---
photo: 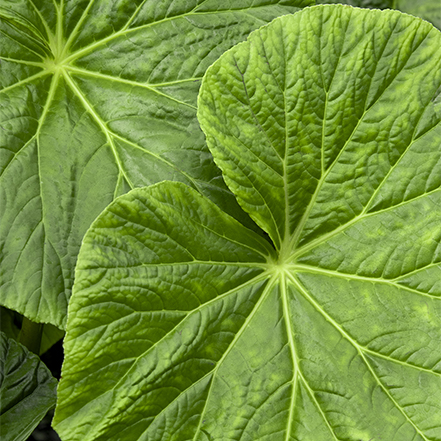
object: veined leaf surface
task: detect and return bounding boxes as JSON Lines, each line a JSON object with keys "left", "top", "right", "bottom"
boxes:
{"left": 0, "top": 332, "right": 57, "bottom": 441}
{"left": 56, "top": 6, "right": 441, "bottom": 440}
{"left": 0, "top": 0, "right": 311, "bottom": 329}
{"left": 315, "top": 0, "right": 441, "bottom": 30}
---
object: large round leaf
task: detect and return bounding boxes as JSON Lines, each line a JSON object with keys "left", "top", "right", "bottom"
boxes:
{"left": 55, "top": 5, "right": 441, "bottom": 440}
{"left": 0, "top": 0, "right": 311, "bottom": 329}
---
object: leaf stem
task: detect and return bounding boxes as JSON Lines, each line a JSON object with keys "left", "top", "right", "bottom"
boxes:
{"left": 18, "top": 317, "right": 43, "bottom": 355}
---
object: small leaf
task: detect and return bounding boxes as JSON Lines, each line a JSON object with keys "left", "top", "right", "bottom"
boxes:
{"left": 0, "top": 332, "right": 57, "bottom": 441}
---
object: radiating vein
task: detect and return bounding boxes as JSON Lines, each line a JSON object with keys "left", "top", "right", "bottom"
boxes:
{"left": 95, "top": 260, "right": 270, "bottom": 271}
{"left": 67, "top": 66, "right": 197, "bottom": 110}
{"left": 291, "top": 186, "right": 441, "bottom": 261}
{"left": 0, "top": 29, "right": 46, "bottom": 60}
{"left": 288, "top": 18, "right": 426, "bottom": 252}
{"left": 61, "top": 0, "right": 96, "bottom": 57}
{"left": 62, "top": 71, "right": 134, "bottom": 189}
{"left": 298, "top": 375, "right": 340, "bottom": 441}
{"left": 0, "top": 134, "right": 36, "bottom": 178}
{"left": 288, "top": 273, "right": 434, "bottom": 440}
{"left": 138, "top": 77, "right": 201, "bottom": 87}
{"left": 108, "top": 131, "right": 198, "bottom": 186}
{"left": 0, "top": 56, "right": 45, "bottom": 67}
{"left": 280, "top": 273, "right": 299, "bottom": 441}
{"left": 64, "top": 6, "right": 275, "bottom": 65}
{"left": 27, "top": 0, "right": 56, "bottom": 43}
{"left": 32, "top": 70, "right": 67, "bottom": 326}
{"left": 192, "top": 275, "right": 276, "bottom": 439}
{"left": 288, "top": 269, "right": 441, "bottom": 377}
{"left": 0, "top": 70, "right": 49, "bottom": 94}
{"left": 293, "top": 264, "right": 441, "bottom": 299}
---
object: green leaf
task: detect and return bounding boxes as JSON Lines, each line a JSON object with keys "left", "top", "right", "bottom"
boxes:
{"left": 395, "top": 0, "right": 441, "bottom": 30}
{"left": 0, "top": 307, "right": 21, "bottom": 341}
{"left": 0, "top": 0, "right": 311, "bottom": 329}
{"left": 0, "top": 307, "right": 64, "bottom": 355}
{"left": 0, "top": 332, "right": 57, "bottom": 441}
{"left": 315, "top": 0, "right": 393, "bottom": 8}
{"left": 55, "top": 5, "right": 441, "bottom": 441}
{"left": 314, "top": 0, "right": 441, "bottom": 30}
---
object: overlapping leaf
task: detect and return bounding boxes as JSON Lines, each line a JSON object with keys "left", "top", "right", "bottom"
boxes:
{"left": 0, "top": 332, "right": 57, "bottom": 441}
{"left": 395, "top": 0, "right": 441, "bottom": 30}
{"left": 0, "top": 0, "right": 311, "bottom": 329}
{"left": 55, "top": 5, "right": 441, "bottom": 441}
{"left": 315, "top": 0, "right": 441, "bottom": 30}
{"left": 0, "top": 306, "right": 64, "bottom": 355}
{"left": 316, "top": 0, "right": 393, "bottom": 9}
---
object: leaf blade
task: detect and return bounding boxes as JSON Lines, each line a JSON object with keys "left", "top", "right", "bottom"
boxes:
{"left": 54, "top": 182, "right": 274, "bottom": 440}
{"left": 0, "top": 332, "right": 57, "bottom": 441}
{"left": 58, "top": 5, "right": 441, "bottom": 440}
{"left": 0, "top": 0, "right": 312, "bottom": 327}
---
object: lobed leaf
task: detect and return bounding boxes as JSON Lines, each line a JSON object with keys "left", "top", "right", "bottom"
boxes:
{"left": 56, "top": 5, "right": 441, "bottom": 441}
{"left": 0, "top": 0, "right": 311, "bottom": 328}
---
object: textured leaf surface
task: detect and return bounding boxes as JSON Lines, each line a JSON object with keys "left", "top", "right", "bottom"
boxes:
{"left": 56, "top": 5, "right": 441, "bottom": 441}
{"left": 0, "top": 332, "right": 57, "bottom": 441}
{"left": 0, "top": 0, "right": 311, "bottom": 329}
{"left": 314, "top": 1, "right": 440, "bottom": 30}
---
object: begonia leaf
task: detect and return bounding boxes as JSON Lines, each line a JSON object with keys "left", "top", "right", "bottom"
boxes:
{"left": 55, "top": 5, "right": 441, "bottom": 440}
{"left": 0, "top": 0, "right": 310, "bottom": 328}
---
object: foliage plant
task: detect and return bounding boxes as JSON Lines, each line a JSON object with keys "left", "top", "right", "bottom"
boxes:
{"left": 0, "top": 335, "right": 57, "bottom": 440}
{"left": 1, "top": 1, "right": 441, "bottom": 440}
{"left": 54, "top": 4, "right": 441, "bottom": 441}
{"left": 0, "top": 0, "right": 311, "bottom": 330}
{"left": 0, "top": 1, "right": 311, "bottom": 437}
{"left": 317, "top": 0, "right": 441, "bottom": 30}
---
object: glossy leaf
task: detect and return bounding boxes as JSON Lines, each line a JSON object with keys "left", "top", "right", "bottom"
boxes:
{"left": 0, "top": 0, "right": 311, "bottom": 329}
{"left": 55, "top": 5, "right": 441, "bottom": 441}
{"left": 0, "top": 332, "right": 57, "bottom": 441}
